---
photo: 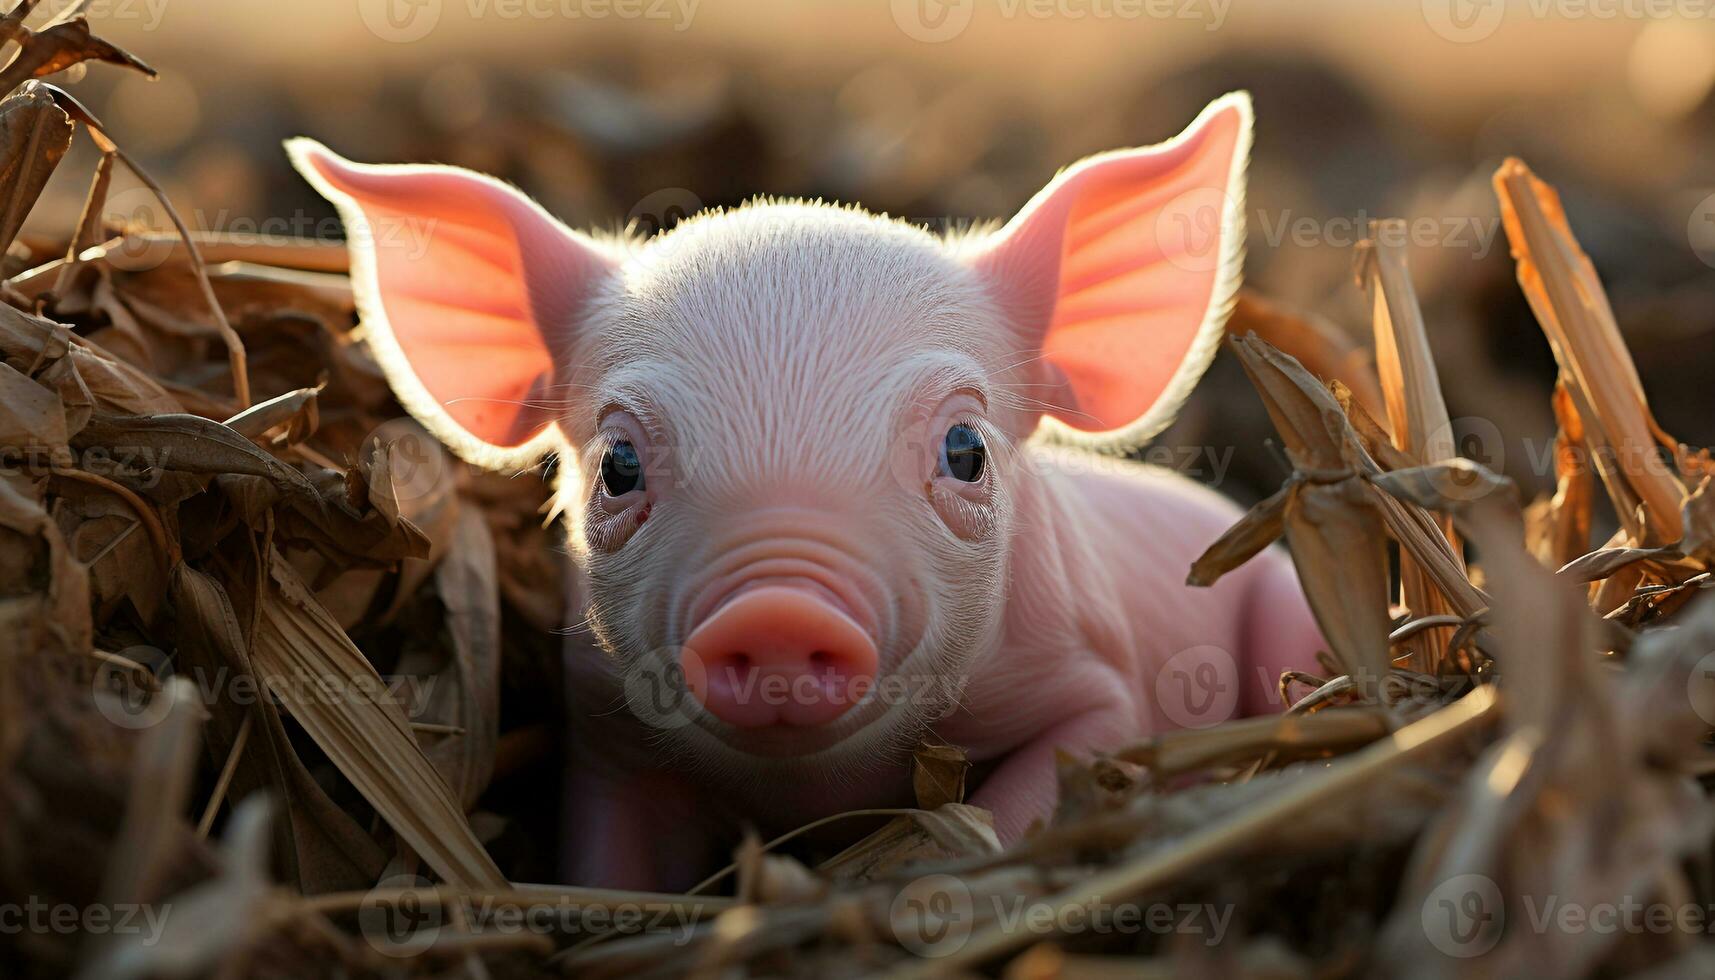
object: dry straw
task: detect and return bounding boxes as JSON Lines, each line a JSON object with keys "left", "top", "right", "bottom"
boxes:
{"left": 0, "top": 10, "right": 1713, "bottom": 978}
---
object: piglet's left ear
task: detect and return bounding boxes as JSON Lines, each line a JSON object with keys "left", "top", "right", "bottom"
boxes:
{"left": 973, "top": 91, "right": 1252, "bottom": 446}
{"left": 287, "top": 139, "right": 617, "bottom": 469}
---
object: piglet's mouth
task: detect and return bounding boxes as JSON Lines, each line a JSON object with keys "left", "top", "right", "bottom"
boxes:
{"left": 679, "top": 584, "right": 880, "bottom": 730}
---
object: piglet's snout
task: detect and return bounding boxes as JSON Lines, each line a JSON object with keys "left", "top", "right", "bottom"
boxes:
{"left": 680, "top": 586, "right": 878, "bottom": 728}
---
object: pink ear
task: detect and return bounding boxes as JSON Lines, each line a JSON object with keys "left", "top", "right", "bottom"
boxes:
{"left": 974, "top": 92, "right": 1252, "bottom": 445}
{"left": 286, "top": 139, "right": 615, "bottom": 467}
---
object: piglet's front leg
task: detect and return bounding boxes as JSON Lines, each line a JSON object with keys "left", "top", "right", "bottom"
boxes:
{"left": 560, "top": 759, "right": 719, "bottom": 892}
{"left": 968, "top": 705, "right": 1137, "bottom": 844}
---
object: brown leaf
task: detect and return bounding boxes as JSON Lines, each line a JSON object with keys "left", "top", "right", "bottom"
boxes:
{"left": 1187, "top": 480, "right": 1291, "bottom": 588}
{"left": 1229, "top": 333, "right": 1354, "bottom": 472}
{"left": 0, "top": 358, "right": 69, "bottom": 462}
{"left": 77, "top": 797, "right": 278, "bottom": 980}
{"left": 93, "top": 677, "right": 203, "bottom": 910}
{"left": 169, "top": 561, "right": 387, "bottom": 893}
{"left": 1555, "top": 545, "right": 1682, "bottom": 585}
{"left": 1370, "top": 460, "right": 1519, "bottom": 517}
{"left": 1494, "top": 157, "right": 1685, "bottom": 547}
{"left": 1227, "top": 290, "right": 1386, "bottom": 420}
{"left": 223, "top": 385, "right": 321, "bottom": 445}
{"left": 1357, "top": 228, "right": 1464, "bottom": 670}
{"left": 1227, "top": 335, "right": 1395, "bottom": 689}
{"left": 0, "top": 468, "right": 89, "bottom": 655}
{"left": 1115, "top": 707, "right": 1396, "bottom": 777}
{"left": 71, "top": 413, "right": 321, "bottom": 504}
{"left": 911, "top": 738, "right": 971, "bottom": 810}
{"left": 0, "top": 14, "right": 157, "bottom": 95}
{"left": 1541, "top": 380, "right": 1595, "bottom": 567}
{"left": 0, "top": 303, "right": 179, "bottom": 417}
{"left": 0, "top": 84, "right": 70, "bottom": 256}
{"left": 819, "top": 803, "right": 1001, "bottom": 882}
{"left": 407, "top": 505, "right": 502, "bottom": 808}
{"left": 248, "top": 549, "right": 505, "bottom": 889}
{"left": 1282, "top": 479, "right": 1395, "bottom": 694}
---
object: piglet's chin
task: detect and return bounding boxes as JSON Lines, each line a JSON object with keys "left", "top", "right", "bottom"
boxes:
{"left": 680, "top": 585, "right": 879, "bottom": 729}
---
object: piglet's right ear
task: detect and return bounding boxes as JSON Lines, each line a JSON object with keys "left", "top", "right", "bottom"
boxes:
{"left": 287, "top": 139, "right": 616, "bottom": 468}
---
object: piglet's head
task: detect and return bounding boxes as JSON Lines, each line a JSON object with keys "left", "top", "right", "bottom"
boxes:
{"left": 288, "top": 92, "right": 1251, "bottom": 769}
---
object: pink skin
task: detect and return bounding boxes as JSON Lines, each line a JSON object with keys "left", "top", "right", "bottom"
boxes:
{"left": 288, "top": 91, "right": 1328, "bottom": 891}
{"left": 681, "top": 586, "right": 879, "bottom": 729}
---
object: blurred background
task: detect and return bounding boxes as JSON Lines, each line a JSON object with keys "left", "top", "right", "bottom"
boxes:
{"left": 29, "top": 0, "right": 1715, "bottom": 504}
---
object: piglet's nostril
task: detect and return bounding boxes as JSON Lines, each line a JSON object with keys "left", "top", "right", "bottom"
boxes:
{"left": 680, "top": 586, "right": 879, "bottom": 729}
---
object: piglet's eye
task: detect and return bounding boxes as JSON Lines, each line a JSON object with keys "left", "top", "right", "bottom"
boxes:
{"left": 939, "top": 424, "right": 986, "bottom": 483}
{"left": 600, "top": 440, "right": 644, "bottom": 496}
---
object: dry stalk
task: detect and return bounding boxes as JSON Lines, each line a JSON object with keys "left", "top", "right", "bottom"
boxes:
{"left": 1493, "top": 158, "right": 1683, "bottom": 548}
{"left": 1358, "top": 226, "right": 1465, "bottom": 671}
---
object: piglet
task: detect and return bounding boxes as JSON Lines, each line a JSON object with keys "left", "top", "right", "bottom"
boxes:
{"left": 289, "top": 90, "right": 1325, "bottom": 890}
